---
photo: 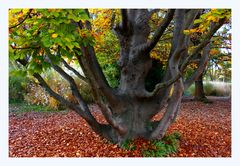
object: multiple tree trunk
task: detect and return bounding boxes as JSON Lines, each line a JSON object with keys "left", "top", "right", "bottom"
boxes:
{"left": 17, "top": 9, "right": 226, "bottom": 144}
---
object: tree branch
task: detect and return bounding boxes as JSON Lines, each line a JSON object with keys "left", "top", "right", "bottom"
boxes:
{"left": 150, "top": 79, "right": 184, "bottom": 139}
{"left": 16, "top": 56, "right": 117, "bottom": 141}
{"left": 181, "top": 18, "right": 226, "bottom": 71}
{"left": 145, "top": 72, "right": 182, "bottom": 98}
{"left": 42, "top": 52, "right": 90, "bottom": 114}
{"left": 77, "top": 18, "right": 119, "bottom": 106}
{"left": 33, "top": 73, "right": 77, "bottom": 110}
{"left": 140, "top": 9, "right": 175, "bottom": 53}
{"left": 183, "top": 9, "right": 201, "bottom": 30}
{"left": 110, "top": 9, "right": 116, "bottom": 29}
{"left": 32, "top": 72, "right": 112, "bottom": 139}
{"left": 61, "top": 58, "right": 88, "bottom": 83}
{"left": 9, "top": 9, "right": 33, "bottom": 30}
{"left": 211, "top": 46, "right": 231, "bottom": 49}
{"left": 84, "top": 9, "right": 92, "bottom": 30}
{"left": 40, "top": 56, "right": 106, "bottom": 130}
{"left": 77, "top": 21, "right": 110, "bottom": 89}
{"left": 149, "top": 9, "right": 160, "bottom": 16}
{"left": 147, "top": 10, "right": 198, "bottom": 100}
{"left": 121, "top": 9, "right": 128, "bottom": 31}
{"left": 184, "top": 43, "right": 210, "bottom": 89}
{"left": 98, "top": 103, "right": 127, "bottom": 135}
{"left": 10, "top": 45, "right": 39, "bottom": 50}
{"left": 49, "top": 62, "right": 85, "bottom": 107}
{"left": 73, "top": 53, "right": 126, "bottom": 134}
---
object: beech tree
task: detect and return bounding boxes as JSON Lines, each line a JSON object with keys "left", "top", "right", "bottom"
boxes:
{"left": 9, "top": 9, "right": 230, "bottom": 144}
{"left": 189, "top": 22, "right": 231, "bottom": 101}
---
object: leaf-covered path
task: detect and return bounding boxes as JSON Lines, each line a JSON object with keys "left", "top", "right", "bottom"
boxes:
{"left": 9, "top": 98, "right": 231, "bottom": 157}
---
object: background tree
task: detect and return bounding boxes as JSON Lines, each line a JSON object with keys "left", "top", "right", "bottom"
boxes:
{"left": 182, "top": 9, "right": 231, "bottom": 100}
{"left": 9, "top": 9, "right": 230, "bottom": 144}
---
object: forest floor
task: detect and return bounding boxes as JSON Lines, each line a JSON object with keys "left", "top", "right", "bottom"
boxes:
{"left": 9, "top": 96, "right": 231, "bottom": 157}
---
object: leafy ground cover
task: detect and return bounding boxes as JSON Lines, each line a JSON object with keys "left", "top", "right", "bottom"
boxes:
{"left": 9, "top": 97, "right": 231, "bottom": 157}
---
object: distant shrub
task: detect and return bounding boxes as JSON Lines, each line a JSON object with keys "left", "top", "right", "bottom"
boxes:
{"left": 9, "top": 69, "right": 28, "bottom": 103}
{"left": 24, "top": 81, "right": 53, "bottom": 107}
{"left": 184, "top": 84, "right": 195, "bottom": 97}
{"left": 95, "top": 31, "right": 120, "bottom": 88}
{"left": 211, "top": 82, "right": 231, "bottom": 96}
{"left": 204, "top": 82, "right": 215, "bottom": 96}
{"left": 75, "top": 79, "right": 94, "bottom": 103}
{"left": 102, "top": 62, "right": 120, "bottom": 88}
{"left": 184, "top": 81, "right": 231, "bottom": 97}
{"left": 24, "top": 69, "right": 94, "bottom": 110}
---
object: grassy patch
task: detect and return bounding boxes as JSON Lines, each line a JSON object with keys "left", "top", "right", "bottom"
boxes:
{"left": 120, "top": 132, "right": 181, "bottom": 157}
{"left": 184, "top": 81, "right": 231, "bottom": 97}
{"left": 121, "top": 139, "right": 137, "bottom": 151}
{"left": 142, "top": 132, "right": 181, "bottom": 157}
{"left": 9, "top": 101, "right": 66, "bottom": 114}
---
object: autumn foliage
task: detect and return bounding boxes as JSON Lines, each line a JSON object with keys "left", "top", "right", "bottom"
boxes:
{"left": 9, "top": 8, "right": 231, "bottom": 155}
{"left": 9, "top": 98, "right": 230, "bottom": 157}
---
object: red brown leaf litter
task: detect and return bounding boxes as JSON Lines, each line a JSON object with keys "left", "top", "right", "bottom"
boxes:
{"left": 9, "top": 97, "right": 231, "bottom": 157}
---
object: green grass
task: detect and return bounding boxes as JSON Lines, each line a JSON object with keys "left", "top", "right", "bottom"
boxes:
{"left": 9, "top": 101, "right": 66, "bottom": 114}
{"left": 121, "top": 139, "right": 137, "bottom": 151}
{"left": 184, "top": 81, "right": 231, "bottom": 97}
{"left": 120, "top": 132, "right": 181, "bottom": 157}
{"left": 142, "top": 132, "right": 181, "bottom": 157}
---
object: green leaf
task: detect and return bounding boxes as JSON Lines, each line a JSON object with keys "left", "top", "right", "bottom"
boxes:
{"left": 41, "top": 36, "right": 52, "bottom": 47}
{"left": 10, "top": 69, "right": 27, "bottom": 78}
{"left": 194, "top": 18, "right": 203, "bottom": 24}
{"left": 48, "top": 29, "right": 55, "bottom": 33}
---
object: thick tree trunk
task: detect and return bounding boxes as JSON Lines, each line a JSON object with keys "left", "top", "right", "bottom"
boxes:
{"left": 194, "top": 73, "right": 206, "bottom": 101}
{"left": 75, "top": 9, "right": 219, "bottom": 143}
{"left": 103, "top": 9, "right": 193, "bottom": 143}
